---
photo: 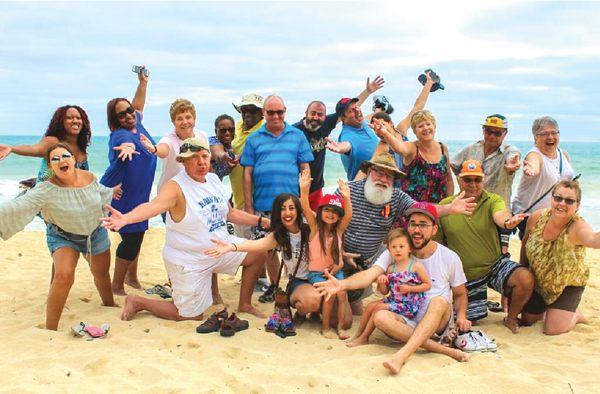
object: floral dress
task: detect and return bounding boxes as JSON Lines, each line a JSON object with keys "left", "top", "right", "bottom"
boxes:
{"left": 400, "top": 142, "right": 448, "bottom": 203}
{"left": 384, "top": 258, "right": 426, "bottom": 319}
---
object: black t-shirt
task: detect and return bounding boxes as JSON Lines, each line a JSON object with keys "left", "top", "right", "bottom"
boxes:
{"left": 293, "top": 113, "right": 339, "bottom": 193}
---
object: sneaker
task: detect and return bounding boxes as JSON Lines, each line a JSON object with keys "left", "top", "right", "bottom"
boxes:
{"left": 454, "top": 330, "right": 498, "bottom": 352}
{"left": 196, "top": 308, "right": 228, "bottom": 334}
{"left": 258, "top": 284, "right": 276, "bottom": 303}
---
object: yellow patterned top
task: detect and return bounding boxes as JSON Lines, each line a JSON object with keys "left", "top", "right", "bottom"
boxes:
{"left": 526, "top": 209, "right": 588, "bottom": 304}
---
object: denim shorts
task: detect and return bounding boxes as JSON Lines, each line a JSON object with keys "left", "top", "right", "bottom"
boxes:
{"left": 307, "top": 270, "right": 344, "bottom": 284}
{"left": 46, "top": 224, "right": 110, "bottom": 256}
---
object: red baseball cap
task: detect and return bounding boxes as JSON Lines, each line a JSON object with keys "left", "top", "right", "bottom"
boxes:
{"left": 404, "top": 201, "right": 438, "bottom": 224}
{"left": 317, "top": 194, "right": 345, "bottom": 217}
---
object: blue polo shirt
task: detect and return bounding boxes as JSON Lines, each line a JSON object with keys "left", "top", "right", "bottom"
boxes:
{"left": 240, "top": 122, "right": 313, "bottom": 212}
{"left": 338, "top": 120, "right": 379, "bottom": 180}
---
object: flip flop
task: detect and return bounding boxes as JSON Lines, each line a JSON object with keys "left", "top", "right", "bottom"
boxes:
{"left": 487, "top": 301, "right": 503, "bottom": 313}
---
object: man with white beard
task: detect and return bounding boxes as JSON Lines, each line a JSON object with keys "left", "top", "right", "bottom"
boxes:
{"left": 338, "top": 152, "right": 477, "bottom": 312}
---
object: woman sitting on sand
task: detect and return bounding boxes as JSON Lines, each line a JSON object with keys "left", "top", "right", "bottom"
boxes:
{"left": 0, "top": 143, "right": 119, "bottom": 330}
{"left": 520, "top": 180, "right": 600, "bottom": 335}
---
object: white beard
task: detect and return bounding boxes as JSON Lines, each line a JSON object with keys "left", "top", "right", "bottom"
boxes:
{"left": 364, "top": 176, "right": 393, "bottom": 205}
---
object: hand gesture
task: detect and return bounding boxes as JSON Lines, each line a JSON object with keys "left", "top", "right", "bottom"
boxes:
{"left": 342, "top": 251, "right": 361, "bottom": 270}
{"left": 313, "top": 269, "right": 342, "bottom": 301}
{"left": 337, "top": 179, "right": 350, "bottom": 199}
{"left": 377, "top": 274, "right": 389, "bottom": 286}
{"left": 505, "top": 213, "right": 528, "bottom": 229}
{"left": 139, "top": 134, "right": 155, "bottom": 153}
{"left": 203, "top": 238, "right": 235, "bottom": 258}
{"left": 366, "top": 75, "right": 385, "bottom": 93}
{"left": 0, "top": 144, "right": 11, "bottom": 160}
{"left": 113, "top": 183, "right": 123, "bottom": 200}
{"left": 370, "top": 118, "right": 390, "bottom": 140}
{"left": 299, "top": 169, "right": 312, "bottom": 193}
{"left": 504, "top": 154, "right": 521, "bottom": 173}
{"left": 137, "top": 65, "right": 149, "bottom": 83}
{"left": 456, "top": 317, "right": 472, "bottom": 333}
{"left": 325, "top": 137, "right": 345, "bottom": 154}
{"left": 114, "top": 143, "right": 139, "bottom": 162}
{"left": 448, "top": 191, "right": 476, "bottom": 216}
{"left": 100, "top": 205, "right": 128, "bottom": 231}
{"left": 522, "top": 159, "right": 535, "bottom": 176}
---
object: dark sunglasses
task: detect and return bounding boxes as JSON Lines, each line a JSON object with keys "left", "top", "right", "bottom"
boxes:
{"left": 116, "top": 106, "right": 135, "bottom": 119}
{"left": 217, "top": 127, "right": 235, "bottom": 133}
{"left": 266, "top": 110, "right": 285, "bottom": 117}
{"left": 552, "top": 195, "right": 578, "bottom": 205}
{"left": 484, "top": 128, "right": 505, "bottom": 137}
{"left": 180, "top": 143, "right": 207, "bottom": 153}
{"left": 50, "top": 152, "right": 73, "bottom": 162}
{"left": 462, "top": 177, "right": 483, "bottom": 184}
{"left": 240, "top": 107, "right": 261, "bottom": 115}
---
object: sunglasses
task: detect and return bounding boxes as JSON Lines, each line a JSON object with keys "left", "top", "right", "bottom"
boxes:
{"left": 484, "top": 128, "right": 505, "bottom": 137}
{"left": 461, "top": 177, "right": 483, "bottom": 184}
{"left": 217, "top": 127, "right": 235, "bottom": 133}
{"left": 116, "top": 106, "right": 135, "bottom": 119}
{"left": 265, "top": 110, "right": 285, "bottom": 117}
{"left": 552, "top": 195, "right": 578, "bottom": 205}
{"left": 50, "top": 152, "right": 73, "bottom": 162}
{"left": 180, "top": 143, "right": 207, "bottom": 153}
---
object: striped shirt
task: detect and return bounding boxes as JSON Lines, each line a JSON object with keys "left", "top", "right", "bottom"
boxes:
{"left": 240, "top": 122, "right": 313, "bottom": 212}
{"left": 341, "top": 179, "right": 415, "bottom": 262}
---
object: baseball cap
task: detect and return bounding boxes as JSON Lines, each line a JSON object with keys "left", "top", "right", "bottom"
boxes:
{"left": 458, "top": 159, "right": 484, "bottom": 178}
{"left": 175, "top": 137, "right": 210, "bottom": 162}
{"left": 335, "top": 97, "right": 359, "bottom": 117}
{"left": 404, "top": 201, "right": 439, "bottom": 224}
{"left": 482, "top": 114, "right": 508, "bottom": 129}
{"left": 317, "top": 194, "right": 345, "bottom": 217}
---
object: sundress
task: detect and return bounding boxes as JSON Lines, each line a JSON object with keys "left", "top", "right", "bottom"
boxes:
{"left": 384, "top": 258, "right": 426, "bottom": 319}
{"left": 400, "top": 142, "right": 448, "bottom": 203}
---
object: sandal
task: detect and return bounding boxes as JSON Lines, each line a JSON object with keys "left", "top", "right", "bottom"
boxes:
{"left": 279, "top": 317, "right": 296, "bottom": 337}
{"left": 265, "top": 313, "right": 280, "bottom": 333}
{"left": 196, "top": 308, "right": 228, "bottom": 334}
{"left": 258, "top": 284, "right": 276, "bottom": 303}
{"left": 220, "top": 313, "right": 249, "bottom": 337}
{"left": 487, "top": 300, "right": 503, "bottom": 313}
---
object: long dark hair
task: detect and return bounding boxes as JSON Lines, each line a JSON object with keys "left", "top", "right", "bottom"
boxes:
{"left": 44, "top": 105, "right": 91, "bottom": 153}
{"left": 271, "top": 193, "right": 309, "bottom": 260}
{"left": 315, "top": 206, "right": 341, "bottom": 264}
{"left": 107, "top": 97, "right": 131, "bottom": 132}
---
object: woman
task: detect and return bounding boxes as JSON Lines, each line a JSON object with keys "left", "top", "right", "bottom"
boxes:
{"left": 513, "top": 116, "right": 575, "bottom": 237}
{"left": 209, "top": 114, "right": 239, "bottom": 180}
{"left": 372, "top": 110, "right": 454, "bottom": 203}
{"left": 0, "top": 105, "right": 92, "bottom": 181}
{"left": 0, "top": 143, "right": 118, "bottom": 330}
{"left": 100, "top": 67, "right": 157, "bottom": 296}
{"left": 520, "top": 180, "right": 599, "bottom": 335}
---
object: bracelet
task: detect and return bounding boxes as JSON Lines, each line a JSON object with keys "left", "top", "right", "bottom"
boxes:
{"left": 232, "top": 243, "right": 238, "bottom": 252}
{"left": 152, "top": 144, "right": 157, "bottom": 154}
{"left": 504, "top": 218, "right": 510, "bottom": 229}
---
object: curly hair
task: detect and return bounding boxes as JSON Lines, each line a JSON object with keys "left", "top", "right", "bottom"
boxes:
{"left": 44, "top": 105, "right": 91, "bottom": 153}
{"left": 271, "top": 193, "right": 309, "bottom": 261}
{"left": 170, "top": 98, "right": 196, "bottom": 121}
{"left": 410, "top": 109, "right": 436, "bottom": 131}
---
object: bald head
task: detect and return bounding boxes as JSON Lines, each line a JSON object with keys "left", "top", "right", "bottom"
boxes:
{"left": 263, "top": 94, "right": 286, "bottom": 133}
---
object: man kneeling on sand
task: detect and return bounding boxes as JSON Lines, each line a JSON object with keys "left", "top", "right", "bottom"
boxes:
{"left": 102, "top": 137, "right": 268, "bottom": 320}
{"left": 315, "top": 202, "right": 471, "bottom": 374}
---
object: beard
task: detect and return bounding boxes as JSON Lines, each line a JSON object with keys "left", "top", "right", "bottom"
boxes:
{"left": 304, "top": 119, "right": 323, "bottom": 132}
{"left": 364, "top": 176, "right": 393, "bottom": 205}
{"left": 409, "top": 234, "right": 432, "bottom": 250}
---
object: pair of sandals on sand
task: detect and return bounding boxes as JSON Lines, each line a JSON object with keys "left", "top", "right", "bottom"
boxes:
{"left": 196, "top": 308, "right": 249, "bottom": 337}
{"left": 71, "top": 322, "right": 110, "bottom": 340}
{"left": 145, "top": 283, "right": 172, "bottom": 299}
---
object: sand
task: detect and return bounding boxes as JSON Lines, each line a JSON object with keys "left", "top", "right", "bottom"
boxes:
{"left": 1, "top": 228, "right": 599, "bottom": 392}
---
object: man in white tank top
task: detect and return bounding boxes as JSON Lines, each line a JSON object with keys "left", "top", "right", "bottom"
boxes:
{"left": 102, "top": 138, "right": 270, "bottom": 321}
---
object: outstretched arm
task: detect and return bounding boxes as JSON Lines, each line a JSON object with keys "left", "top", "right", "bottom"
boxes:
{"left": 355, "top": 75, "right": 385, "bottom": 107}
{"left": 396, "top": 71, "right": 435, "bottom": 134}
{"left": 0, "top": 136, "right": 60, "bottom": 160}
{"left": 572, "top": 218, "right": 600, "bottom": 249}
{"left": 325, "top": 137, "right": 352, "bottom": 155}
{"left": 313, "top": 266, "right": 385, "bottom": 301}
{"left": 435, "top": 191, "right": 477, "bottom": 217}
{"left": 204, "top": 233, "right": 278, "bottom": 257}
{"left": 522, "top": 151, "right": 542, "bottom": 177}
{"left": 131, "top": 66, "right": 149, "bottom": 113}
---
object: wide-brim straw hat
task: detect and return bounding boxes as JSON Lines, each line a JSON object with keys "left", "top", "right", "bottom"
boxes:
{"left": 359, "top": 152, "right": 406, "bottom": 179}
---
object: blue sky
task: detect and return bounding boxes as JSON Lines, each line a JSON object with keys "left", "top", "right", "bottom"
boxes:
{"left": 1, "top": 1, "right": 599, "bottom": 141}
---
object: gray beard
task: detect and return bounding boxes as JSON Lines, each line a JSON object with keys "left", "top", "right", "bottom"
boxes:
{"left": 364, "top": 177, "right": 393, "bottom": 205}
{"left": 304, "top": 120, "right": 323, "bottom": 132}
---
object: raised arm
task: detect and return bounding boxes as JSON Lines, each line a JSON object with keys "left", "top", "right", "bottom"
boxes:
{"left": 131, "top": 66, "right": 149, "bottom": 113}
{"left": 396, "top": 71, "right": 435, "bottom": 134}
{"left": 0, "top": 136, "right": 59, "bottom": 160}
{"left": 299, "top": 169, "right": 317, "bottom": 232}
{"left": 355, "top": 76, "right": 385, "bottom": 107}
{"left": 371, "top": 118, "right": 415, "bottom": 157}
{"left": 337, "top": 179, "right": 353, "bottom": 233}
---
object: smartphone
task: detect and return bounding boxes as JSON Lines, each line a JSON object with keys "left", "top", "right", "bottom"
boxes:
{"left": 132, "top": 65, "right": 149, "bottom": 77}
{"left": 227, "top": 151, "right": 236, "bottom": 160}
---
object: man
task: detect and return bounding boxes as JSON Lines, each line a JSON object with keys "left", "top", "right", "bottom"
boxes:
{"left": 437, "top": 159, "right": 534, "bottom": 333}
{"left": 451, "top": 114, "right": 521, "bottom": 253}
{"left": 101, "top": 138, "right": 269, "bottom": 320}
{"left": 315, "top": 202, "right": 471, "bottom": 375}
{"left": 293, "top": 76, "right": 385, "bottom": 209}
{"left": 240, "top": 95, "right": 314, "bottom": 300}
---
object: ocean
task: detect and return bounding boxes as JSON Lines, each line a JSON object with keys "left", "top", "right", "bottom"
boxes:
{"left": 1, "top": 135, "right": 599, "bottom": 230}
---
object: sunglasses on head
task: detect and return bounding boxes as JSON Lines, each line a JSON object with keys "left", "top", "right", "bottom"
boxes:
{"left": 180, "top": 143, "right": 207, "bottom": 153}
{"left": 116, "top": 106, "right": 135, "bottom": 119}
{"left": 484, "top": 128, "right": 505, "bottom": 137}
{"left": 552, "top": 195, "right": 577, "bottom": 205}
{"left": 265, "top": 109, "right": 285, "bottom": 117}
{"left": 50, "top": 152, "right": 73, "bottom": 162}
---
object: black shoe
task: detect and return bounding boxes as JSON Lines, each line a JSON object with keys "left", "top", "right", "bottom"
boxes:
{"left": 258, "top": 284, "right": 276, "bottom": 303}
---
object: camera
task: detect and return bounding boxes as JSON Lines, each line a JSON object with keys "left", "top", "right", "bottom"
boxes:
{"left": 132, "top": 65, "right": 149, "bottom": 77}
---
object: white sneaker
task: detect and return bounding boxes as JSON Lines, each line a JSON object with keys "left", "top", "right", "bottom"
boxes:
{"left": 454, "top": 330, "right": 498, "bottom": 352}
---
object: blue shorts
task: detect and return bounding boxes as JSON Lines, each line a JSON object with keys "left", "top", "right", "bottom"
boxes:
{"left": 46, "top": 224, "right": 110, "bottom": 256}
{"left": 307, "top": 270, "right": 343, "bottom": 284}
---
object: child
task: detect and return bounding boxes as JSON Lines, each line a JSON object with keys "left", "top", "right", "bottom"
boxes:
{"left": 299, "top": 169, "right": 353, "bottom": 340}
{"left": 346, "top": 228, "right": 431, "bottom": 347}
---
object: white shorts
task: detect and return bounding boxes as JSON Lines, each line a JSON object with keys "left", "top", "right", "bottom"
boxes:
{"left": 164, "top": 249, "right": 247, "bottom": 318}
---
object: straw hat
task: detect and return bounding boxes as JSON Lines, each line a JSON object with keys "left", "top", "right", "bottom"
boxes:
{"left": 359, "top": 152, "right": 406, "bottom": 179}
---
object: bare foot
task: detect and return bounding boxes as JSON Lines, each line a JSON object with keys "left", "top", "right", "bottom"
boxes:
{"left": 121, "top": 295, "right": 140, "bottom": 321}
{"left": 346, "top": 337, "right": 369, "bottom": 347}
{"left": 383, "top": 357, "right": 405, "bottom": 375}
{"left": 238, "top": 305, "right": 266, "bottom": 318}
{"left": 212, "top": 294, "right": 224, "bottom": 305}
{"left": 337, "top": 328, "right": 350, "bottom": 340}
{"left": 112, "top": 286, "right": 127, "bottom": 296}
{"left": 125, "top": 279, "right": 142, "bottom": 290}
{"left": 576, "top": 311, "right": 588, "bottom": 324}
{"left": 322, "top": 329, "right": 338, "bottom": 339}
{"left": 449, "top": 348, "right": 470, "bottom": 362}
{"left": 503, "top": 316, "right": 519, "bottom": 334}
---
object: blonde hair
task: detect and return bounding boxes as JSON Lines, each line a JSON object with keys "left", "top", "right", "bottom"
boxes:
{"left": 552, "top": 180, "right": 581, "bottom": 202}
{"left": 385, "top": 228, "right": 410, "bottom": 246}
{"left": 410, "top": 110, "right": 436, "bottom": 131}
{"left": 169, "top": 98, "right": 196, "bottom": 121}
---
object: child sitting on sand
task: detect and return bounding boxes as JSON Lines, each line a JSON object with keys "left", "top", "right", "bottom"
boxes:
{"left": 346, "top": 228, "right": 431, "bottom": 347}
{"left": 299, "top": 170, "right": 352, "bottom": 340}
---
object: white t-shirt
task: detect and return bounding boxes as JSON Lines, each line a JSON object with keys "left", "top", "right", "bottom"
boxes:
{"left": 281, "top": 231, "right": 310, "bottom": 280}
{"left": 374, "top": 242, "right": 467, "bottom": 303}
{"left": 157, "top": 129, "right": 208, "bottom": 191}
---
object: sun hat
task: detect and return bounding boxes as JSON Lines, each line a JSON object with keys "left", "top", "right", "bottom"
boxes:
{"left": 317, "top": 194, "right": 345, "bottom": 217}
{"left": 458, "top": 159, "right": 485, "bottom": 178}
{"left": 482, "top": 114, "right": 508, "bottom": 129}
{"left": 335, "top": 97, "right": 359, "bottom": 117}
{"left": 404, "top": 201, "right": 439, "bottom": 224}
{"left": 175, "top": 137, "right": 210, "bottom": 162}
{"left": 232, "top": 93, "right": 264, "bottom": 113}
{"left": 359, "top": 152, "right": 406, "bottom": 179}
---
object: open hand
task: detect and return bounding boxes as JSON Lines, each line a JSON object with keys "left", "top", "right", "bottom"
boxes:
{"left": 505, "top": 213, "right": 528, "bottom": 229}
{"left": 342, "top": 251, "right": 361, "bottom": 270}
{"left": 366, "top": 75, "right": 385, "bottom": 93}
{"left": 139, "top": 134, "right": 155, "bottom": 153}
{"left": 337, "top": 179, "right": 350, "bottom": 199}
{"left": 100, "top": 205, "right": 127, "bottom": 231}
{"left": 0, "top": 144, "right": 11, "bottom": 160}
{"left": 203, "top": 238, "right": 235, "bottom": 258}
{"left": 325, "top": 137, "right": 345, "bottom": 154}
{"left": 522, "top": 159, "right": 535, "bottom": 176}
{"left": 299, "top": 169, "right": 312, "bottom": 193}
{"left": 448, "top": 191, "right": 476, "bottom": 216}
{"left": 114, "top": 143, "right": 139, "bottom": 162}
{"left": 504, "top": 154, "right": 521, "bottom": 173}
{"left": 313, "top": 269, "right": 343, "bottom": 301}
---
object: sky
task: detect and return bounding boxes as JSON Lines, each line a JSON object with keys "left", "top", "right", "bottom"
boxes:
{"left": 1, "top": 0, "right": 599, "bottom": 141}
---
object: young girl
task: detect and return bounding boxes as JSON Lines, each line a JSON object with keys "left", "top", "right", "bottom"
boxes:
{"left": 346, "top": 228, "right": 431, "bottom": 347}
{"left": 299, "top": 170, "right": 353, "bottom": 340}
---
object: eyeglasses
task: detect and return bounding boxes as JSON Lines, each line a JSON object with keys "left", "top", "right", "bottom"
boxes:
{"left": 552, "top": 195, "right": 578, "bottom": 205}
{"left": 217, "top": 127, "right": 235, "bottom": 133}
{"left": 50, "top": 152, "right": 73, "bottom": 162}
{"left": 116, "top": 106, "right": 135, "bottom": 119}
{"left": 536, "top": 131, "right": 560, "bottom": 138}
{"left": 484, "top": 128, "right": 505, "bottom": 137}
{"left": 265, "top": 109, "right": 285, "bottom": 117}
{"left": 371, "top": 167, "right": 393, "bottom": 180}
{"left": 180, "top": 143, "right": 207, "bottom": 153}
{"left": 240, "top": 106, "right": 261, "bottom": 115}
{"left": 408, "top": 222, "right": 433, "bottom": 230}
{"left": 461, "top": 177, "right": 483, "bottom": 184}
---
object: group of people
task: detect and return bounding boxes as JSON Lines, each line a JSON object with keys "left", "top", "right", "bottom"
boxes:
{"left": 1, "top": 67, "right": 598, "bottom": 375}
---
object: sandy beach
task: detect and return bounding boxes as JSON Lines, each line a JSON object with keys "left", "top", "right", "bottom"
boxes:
{"left": 1, "top": 228, "right": 599, "bottom": 392}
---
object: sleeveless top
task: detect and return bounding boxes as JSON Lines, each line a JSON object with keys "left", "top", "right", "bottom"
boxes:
{"left": 512, "top": 147, "right": 574, "bottom": 213}
{"left": 307, "top": 232, "right": 343, "bottom": 272}
{"left": 384, "top": 257, "right": 426, "bottom": 319}
{"left": 525, "top": 209, "right": 587, "bottom": 304}
{"left": 164, "top": 171, "right": 229, "bottom": 268}
{"left": 400, "top": 142, "right": 448, "bottom": 203}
